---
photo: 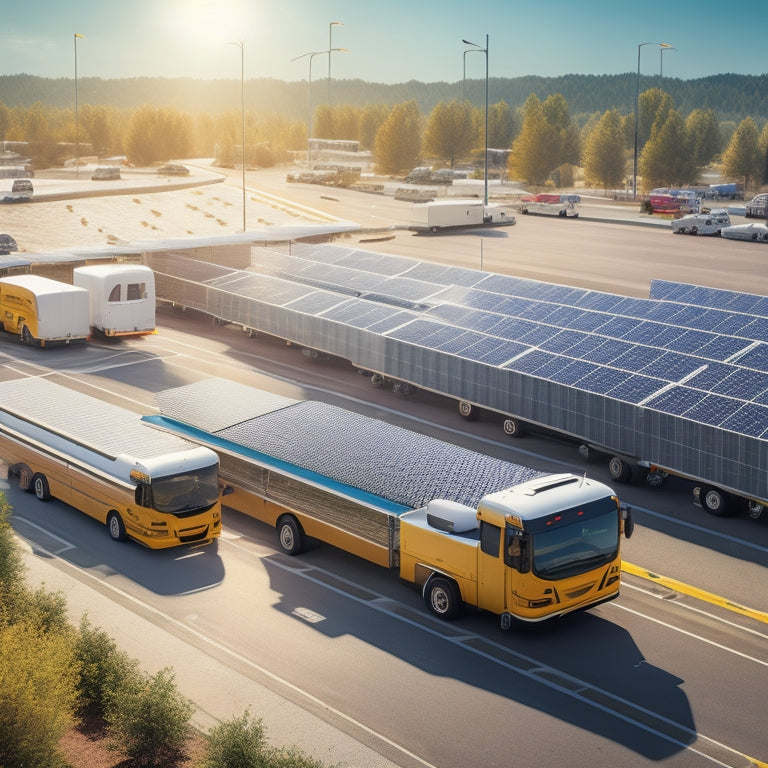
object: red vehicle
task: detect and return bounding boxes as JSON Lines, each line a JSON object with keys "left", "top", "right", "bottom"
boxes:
{"left": 648, "top": 188, "right": 698, "bottom": 216}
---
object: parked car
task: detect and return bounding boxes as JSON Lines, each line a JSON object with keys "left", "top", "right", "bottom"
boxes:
{"left": 2, "top": 179, "right": 33, "bottom": 203}
{"left": 0, "top": 234, "right": 18, "bottom": 254}
{"left": 721, "top": 222, "right": 768, "bottom": 242}
{"left": 156, "top": 164, "right": 190, "bottom": 176}
{"left": 745, "top": 193, "right": 768, "bottom": 219}
{"left": 671, "top": 209, "right": 730, "bottom": 235}
{"left": 91, "top": 166, "right": 121, "bottom": 181}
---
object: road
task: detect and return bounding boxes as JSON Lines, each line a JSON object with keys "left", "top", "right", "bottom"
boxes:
{"left": 3, "top": 172, "right": 768, "bottom": 766}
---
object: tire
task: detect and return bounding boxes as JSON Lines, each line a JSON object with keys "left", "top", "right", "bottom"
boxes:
{"left": 645, "top": 471, "right": 665, "bottom": 488}
{"left": 608, "top": 456, "right": 633, "bottom": 483}
{"left": 673, "top": 228, "right": 684, "bottom": 234}
{"left": 689, "top": 227, "right": 698, "bottom": 235}
{"left": 458, "top": 401, "right": 478, "bottom": 420}
{"left": 502, "top": 418, "right": 527, "bottom": 438}
{"left": 425, "top": 577, "right": 462, "bottom": 620}
{"left": 277, "top": 515, "right": 305, "bottom": 555}
{"left": 107, "top": 511, "right": 128, "bottom": 542}
{"left": 32, "top": 473, "right": 51, "bottom": 501}
{"left": 21, "top": 325, "right": 34, "bottom": 346}
{"left": 701, "top": 486, "right": 731, "bottom": 517}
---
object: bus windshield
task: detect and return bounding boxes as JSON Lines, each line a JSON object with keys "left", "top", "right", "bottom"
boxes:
{"left": 530, "top": 506, "right": 619, "bottom": 580}
{"left": 150, "top": 463, "right": 220, "bottom": 515}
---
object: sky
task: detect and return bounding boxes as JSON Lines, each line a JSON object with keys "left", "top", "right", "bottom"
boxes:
{"left": 1, "top": 0, "right": 766, "bottom": 85}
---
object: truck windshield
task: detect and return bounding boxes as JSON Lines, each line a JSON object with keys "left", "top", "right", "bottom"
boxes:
{"left": 150, "top": 464, "right": 219, "bottom": 515}
{"left": 530, "top": 506, "right": 619, "bottom": 580}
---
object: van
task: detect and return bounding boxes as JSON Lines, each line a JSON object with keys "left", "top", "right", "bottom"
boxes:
{"left": 91, "top": 167, "right": 121, "bottom": 181}
{"left": 3, "top": 179, "right": 33, "bottom": 203}
{"left": 745, "top": 194, "right": 768, "bottom": 219}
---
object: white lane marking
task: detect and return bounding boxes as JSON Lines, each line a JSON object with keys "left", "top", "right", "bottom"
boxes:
{"left": 13, "top": 516, "right": 76, "bottom": 554}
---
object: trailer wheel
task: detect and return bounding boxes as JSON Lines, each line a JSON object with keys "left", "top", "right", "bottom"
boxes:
{"left": 645, "top": 470, "right": 665, "bottom": 488}
{"left": 277, "top": 515, "right": 305, "bottom": 556}
{"left": 458, "top": 401, "right": 478, "bottom": 420}
{"left": 608, "top": 457, "right": 633, "bottom": 483}
{"left": 31, "top": 473, "right": 51, "bottom": 502}
{"left": 747, "top": 501, "right": 765, "bottom": 520}
{"left": 425, "top": 576, "right": 462, "bottom": 620}
{"left": 502, "top": 418, "right": 527, "bottom": 438}
{"left": 107, "top": 511, "right": 128, "bottom": 542}
{"left": 701, "top": 487, "right": 731, "bottom": 517}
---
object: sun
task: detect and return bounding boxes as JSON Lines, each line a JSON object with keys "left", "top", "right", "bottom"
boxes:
{"left": 170, "top": 0, "right": 249, "bottom": 48}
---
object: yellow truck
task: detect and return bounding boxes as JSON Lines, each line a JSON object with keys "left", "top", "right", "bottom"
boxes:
{"left": 145, "top": 378, "right": 633, "bottom": 628}
{"left": 0, "top": 274, "right": 90, "bottom": 346}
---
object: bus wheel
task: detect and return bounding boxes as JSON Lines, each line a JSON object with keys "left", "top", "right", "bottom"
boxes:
{"left": 31, "top": 473, "right": 51, "bottom": 501}
{"left": 608, "top": 457, "right": 633, "bottom": 483}
{"left": 701, "top": 487, "right": 731, "bottom": 517}
{"left": 107, "top": 511, "right": 128, "bottom": 542}
{"left": 425, "top": 576, "right": 462, "bottom": 620}
{"left": 21, "top": 325, "right": 34, "bottom": 346}
{"left": 503, "top": 418, "right": 527, "bottom": 438}
{"left": 277, "top": 515, "right": 305, "bottom": 556}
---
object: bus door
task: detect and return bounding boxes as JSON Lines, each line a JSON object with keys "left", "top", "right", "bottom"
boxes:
{"left": 477, "top": 519, "right": 508, "bottom": 614}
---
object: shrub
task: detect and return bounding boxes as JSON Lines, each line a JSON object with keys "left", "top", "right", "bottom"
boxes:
{"left": 107, "top": 667, "right": 193, "bottom": 767}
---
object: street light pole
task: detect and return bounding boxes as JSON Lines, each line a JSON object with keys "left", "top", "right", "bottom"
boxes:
{"left": 660, "top": 45, "right": 676, "bottom": 77}
{"left": 227, "top": 41, "right": 246, "bottom": 231}
{"left": 328, "top": 21, "right": 343, "bottom": 106}
{"left": 74, "top": 33, "right": 84, "bottom": 179}
{"left": 633, "top": 41, "right": 672, "bottom": 200}
{"left": 293, "top": 49, "right": 347, "bottom": 163}
{"left": 462, "top": 48, "right": 482, "bottom": 102}
{"left": 463, "top": 35, "right": 489, "bottom": 206}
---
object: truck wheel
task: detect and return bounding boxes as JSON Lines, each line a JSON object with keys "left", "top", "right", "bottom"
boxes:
{"left": 425, "top": 577, "right": 462, "bottom": 620}
{"left": 31, "top": 473, "right": 51, "bottom": 501}
{"left": 608, "top": 457, "right": 633, "bottom": 483}
{"left": 107, "top": 511, "right": 128, "bottom": 541}
{"left": 701, "top": 487, "right": 731, "bottom": 517}
{"left": 645, "top": 470, "right": 665, "bottom": 488}
{"left": 458, "top": 401, "right": 478, "bottom": 420}
{"left": 21, "top": 325, "right": 34, "bottom": 346}
{"left": 502, "top": 418, "right": 527, "bottom": 438}
{"left": 277, "top": 515, "right": 305, "bottom": 555}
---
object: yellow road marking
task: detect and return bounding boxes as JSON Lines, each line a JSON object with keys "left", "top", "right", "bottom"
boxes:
{"left": 622, "top": 562, "right": 768, "bottom": 625}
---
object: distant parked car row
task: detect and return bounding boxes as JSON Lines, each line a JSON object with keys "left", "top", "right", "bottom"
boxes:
{"left": 670, "top": 208, "right": 768, "bottom": 242}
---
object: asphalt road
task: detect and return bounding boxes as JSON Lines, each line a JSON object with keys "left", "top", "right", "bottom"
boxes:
{"left": 3, "top": 170, "right": 768, "bottom": 767}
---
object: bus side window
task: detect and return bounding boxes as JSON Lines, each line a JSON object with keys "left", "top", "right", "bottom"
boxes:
{"left": 127, "top": 282, "right": 145, "bottom": 301}
{"left": 108, "top": 284, "right": 121, "bottom": 302}
{"left": 480, "top": 521, "right": 501, "bottom": 557}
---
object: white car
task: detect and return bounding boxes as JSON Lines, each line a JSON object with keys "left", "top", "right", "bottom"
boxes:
{"left": 720, "top": 222, "right": 768, "bottom": 242}
{"left": 671, "top": 209, "right": 730, "bottom": 235}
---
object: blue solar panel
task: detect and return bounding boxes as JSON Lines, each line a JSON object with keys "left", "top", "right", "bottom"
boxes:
{"left": 582, "top": 339, "right": 633, "bottom": 365}
{"left": 644, "top": 386, "right": 699, "bottom": 416}
{"left": 732, "top": 344, "right": 768, "bottom": 373}
{"left": 608, "top": 374, "right": 665, "bottom": 403}
{"left": 721, "top": 404, "right": 768, "bottom": 438}
{"left": 505, "top": 349, "right": 559, "bottom": 374}
{"left": 682, "top": 394, "right": 740, "bottom": 426}
{"left": 610, "top": 345, "right": 666, "bottom": 371}
{"left": 686, "top": 362, "right": 734, "bottom": 391}
{"left": 578, "top": 368, "right": 632, "bottom": 395}
{"left": 640, "top": 352, "right": 703, "bottom": 381}
{"left": 539, "top": 329, "right": 591, "bottom": 354}
{"left": 713, "top": 368, "right": 768, "bottom": 400}
{"left": 549, "top": 359, "right": 601, "bottom": 386}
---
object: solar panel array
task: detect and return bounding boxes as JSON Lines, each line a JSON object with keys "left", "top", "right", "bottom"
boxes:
{"left": 146, "top": 247, "right": 768, "bottom": 502}
{"left": 155, "top": 378, "right": 543, "bottom": 510}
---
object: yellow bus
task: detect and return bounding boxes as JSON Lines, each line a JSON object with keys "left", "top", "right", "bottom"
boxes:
{"left": 0, "top": 377, "right": 221, "bottom": 548}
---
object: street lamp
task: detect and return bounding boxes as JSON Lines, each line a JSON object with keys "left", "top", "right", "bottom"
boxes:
{"left": 292, "top": 48, "right": 347, "bottom": 162}
{"left": 328, "top": 21, "right": 343, "bottom": 106}
{"left": 633, "top": 41, "right": 672, "bottom": 200}
{"left": 462, "top": 35, "right": 489, "bottom": 206}
{"left": 462, "top": 47, "right": 483, "bottom": 102}
{"left": 74, "top": 33, "right": 84, "bottom": 179}
{"left": 660, "top": 45, "right": 677, "bottom": 77}
{"left": 227, "top": 40, "right": 246, "bottom": 232}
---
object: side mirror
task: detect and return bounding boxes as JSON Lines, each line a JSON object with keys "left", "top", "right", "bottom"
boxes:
{"left": 623, "top": 506, "right": 634, "bottom": 539}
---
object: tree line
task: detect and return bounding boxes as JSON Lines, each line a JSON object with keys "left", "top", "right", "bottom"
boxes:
{"left": 0, "top": 497, "right": 337, "bottom": 768}
{"left": 2, "top": 85, "right": 767, "bottom": 195}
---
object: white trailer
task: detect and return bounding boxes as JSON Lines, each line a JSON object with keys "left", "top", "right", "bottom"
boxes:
{"left": 72, "top": 264, "right": 155, "bottom": 337}
{"left": 409, "top": 199, "right": 515, "bottom": 232}
{"left": 0, "top": 274, "right": 90, "bottom": 346}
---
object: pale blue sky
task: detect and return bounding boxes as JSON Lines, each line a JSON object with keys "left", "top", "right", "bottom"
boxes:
{"left": 1, "top": 0, "right": 765, "bottom": 84}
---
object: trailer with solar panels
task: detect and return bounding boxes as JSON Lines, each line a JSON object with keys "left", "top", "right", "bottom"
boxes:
{"left": 144, "top": 378, "right": 633, "bottom": 628}
{"left": 145, "top": 245, "right": 768, "bottom": 521}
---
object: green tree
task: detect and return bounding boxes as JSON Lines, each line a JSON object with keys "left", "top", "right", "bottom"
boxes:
{"left": 507, "top": 94, "right": 560, "bottom": 185}
{"left": 0, "top": 622, "right": 80, "bottom": 768}
{"left": 721, "top": 117, "right": 762, "bottom": 192}
{"left": 759, "top": 121, "right": 768, "bottom": 186}
{"left": 639, "top": 109, "right": 689, "bottom": 191}
{"left": 582, "top": 109, "right": 626, "bottom": 193}
{"left": 542, "top": 93, "right": 580, "bottom": 167}
{"left": 359, "top": 103, "right": 389, "bottom": 150}
{"left": 107, "top": 667, "right": 193, "bottom": 767}
{"left": 0, "top": 494, "right": 24, "bottom": 617}
{"left": 313, "top": 104, "right": 334, "bottom": 139}
{"left": 488, "top": 99, "right": 516, "bottom": 149}
{"left": 374, "top": 99, "right": 421, "bottom": 174}
{"left": 423, "top": 100, "right": 475, "bottom": 166}
{"left": 684, "top": 108, "right": 721, "bottom": 170}
{"left": 199, "top": 710, "right": 269, "bottom": 768}
{"left": 638, "top": 88, "right": 674, "bottom": 152}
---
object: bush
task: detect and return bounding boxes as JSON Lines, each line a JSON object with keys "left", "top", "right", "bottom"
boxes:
{"left": 0, "top": 621, "right": 80, "bottom": 768}
{"left": 107, "top": 667, "right": 193, "bottom": 767}
{"left": 75, "top": 615, "right": 140, "bottom": 720}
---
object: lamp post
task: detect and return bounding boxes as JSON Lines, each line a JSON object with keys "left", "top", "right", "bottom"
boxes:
{"left": 462, "top": 35, "right": 489, "bottom": 206}
{"left": 328, "top": 21, "right": 343, "bottom": 106}
{"left": 633, "top": 41, "right": 672, "bottom": 200}
{"left": 74, "top": 33, "right": 84, "bottom": 179}
{"left": 227, "top": 40, "right": 246, "bottom": 231}
{"left": 293, "top": 49, "right": 347, "bottom": 163}
{"left": 660, "top": 45, "right": 677, "bottom": 77}
{"left": 462, "top": 48, "right": 482, "bottom": 102}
